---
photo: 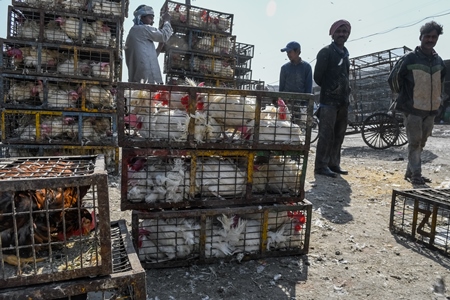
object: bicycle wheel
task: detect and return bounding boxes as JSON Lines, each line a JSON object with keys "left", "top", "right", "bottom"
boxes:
{"left": 361, "top": 113, "right": 399, "bottom": 150}
{"left": 310, "top": 116, "right": 319, "bottom": 143}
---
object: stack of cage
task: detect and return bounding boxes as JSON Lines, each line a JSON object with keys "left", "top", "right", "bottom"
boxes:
{"left": 0, "top": 0, "right": 129, "bottom": 173}
{"left": 0, "top": 155, "right": 143, "bottom": 299}
{"left": 348, "top": 46, "right": 411, "bottom": 123}
{"left": 116, "top": 79, "right": 315, "bottom": 268}
{"left": 161, "top": 0, "right": 263, "bottom": 89}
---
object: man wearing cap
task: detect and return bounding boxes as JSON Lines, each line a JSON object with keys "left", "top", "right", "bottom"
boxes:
{"left": 279, "top": 41, "right": 313, "bottom": 94}
{"left": 125, "top": 5, "right": 173, "bottom": 84}
{"left": 313, "top": 19, "right": 352, "bottom": 178}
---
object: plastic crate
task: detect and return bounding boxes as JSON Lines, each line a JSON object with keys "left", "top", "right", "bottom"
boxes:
{"left": 116, "top": 82, "right": 315, "bottom": 150}
{"left": 0, "top": 144, "right": 119, "bottom": 174}
{"left": 121, "top": 148, "right": 307, "bottom": 211}
{"left": 162, "top": 0, "right": 234, "bottom": 35}
{"left": 132, "top": 203, "right": 311, "bottom": 268}
{"left": 6, "top": 5, "right": 124, "bottom": 50}
{"left": 0, "top": 155, "right": 112, "bottom": 289}
{"left": 390, "top": 188, "right": 450, "bottom": 255}
{"left": 0, "top": 220, "right": 146, "bottom": 299}
{"left": 1, "top": 109, "right": 117, "bottom": 146}
{"left": 0, "top": 38, "right": 119, "bottom": 82}
{"left": 0, "top": 73, "right": 117, "bottom": 112}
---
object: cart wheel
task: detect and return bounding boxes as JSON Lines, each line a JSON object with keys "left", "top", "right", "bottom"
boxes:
{"left": 362, "top": 113, "right": 399, "bottom": 149}
{"left": 393, "top": 125, "right": 408, "bottom": 146}
{"left": 310, "top": 116, "right": 319, "bottom": 143}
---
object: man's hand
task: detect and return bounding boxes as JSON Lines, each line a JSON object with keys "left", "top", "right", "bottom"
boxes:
{"left": 161, "top": 11, "right": 171, "bottom": 23}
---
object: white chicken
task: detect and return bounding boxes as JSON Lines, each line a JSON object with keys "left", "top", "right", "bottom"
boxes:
{"left": 169, "top": 4, "right": 187, "bottom": 24}
{"left": 188, "top": 8, "right": 208, "bottom": 28}
{"left": 40, "top": 116, "right": 78, "bottom": 141}
{"left": 44, "top": 20, "right": 73, "bottom": 43}
{"left": 6, "top": 81, "right": 41, "bottom": 103}
{"left": 140, "top": 108, "right": 190, "bottom": 140}
{"left": 195, "top": 157, "right": 246, "bottom": 198}
{"left": 253, "top": 157, "right": 302, "bottom": 194}
{"left": 81, "top": 117, "right": 112, "bottom": 144}
{"left": 91, "top": 62, "right": 111, "bottom": 79}
{"left": 203, "top": 93, "right": 256, "bottom": 128}
{"left": 139, "top": 218, "right": 200, "bottom": 261}
{"left": 17, "top": 19, "right": 40, "bottom": 40}
{"left": 55, "top": 17, "right": 95, "bottom": 41}
{"left": 57, "top": 57, "right": 91, "bottom": 76}
{"left": 91, "top": 0, "right": 123, "bottom": 17}
{"left": 84, "top": 85, "right": 114, "bottom": 109}
{"left": 91, "top": 20, "right": 112, "bottom": 47}
{"left": 57, "top": 0, "right": 86, "bottom": 11}
{"left": 45, "top": 84, "right": 79, "bottom": 108}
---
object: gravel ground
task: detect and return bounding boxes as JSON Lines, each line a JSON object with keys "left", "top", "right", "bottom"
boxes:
{"left": 107, "top": 125, "right": 450, "bottom": 300}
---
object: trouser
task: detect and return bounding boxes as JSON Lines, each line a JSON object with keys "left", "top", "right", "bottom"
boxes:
{"left": 314, "top": 104, "right": 348, "bottom": 170}
{"left": 404, "top": 113, "right": 435, "bottom": 178}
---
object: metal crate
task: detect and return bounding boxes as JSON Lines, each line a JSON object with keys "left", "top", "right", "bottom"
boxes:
{"left": 0, "top": 38, "right": 119, "bottom": 82}
{"left": 0, "top": 220, "right": 146, "bottom": 299}
{"left": 162, "top": 0, "right": 234, "bottom": 35}
{"left": 11, "top": 0, "right": 129, "bottom": 20}
{"left": 132, "top": 203, "right": 311, "bottom": 268}
{"left": 0, "top": 73, "right": 117, "bottom": 112}
{"left": 164, "top": 49, "right": 236, "bottom": 79}
{"left": 117, "top": 82, "right": 315, "bottom": 150}
{"left": 349, "top": 46, "right": 411, "bottom": 123}
{"left": 0, "top": 144, "right": 119, "bottom": 174}
{"left": 121, "top": 148, "right": 307, "bottom": 210}
{"left": 7, "top": 6, "right": 124, "bottom": 51}
{"left": 0, "top": 155, "right": 112, "bottom": 289}
{"left": 390, "top": 188, "right": 450, "bottom": 255}
{"left": 1, "top": 109, "right": 117, "bottom": 146}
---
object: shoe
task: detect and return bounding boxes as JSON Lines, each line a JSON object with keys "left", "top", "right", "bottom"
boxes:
{"left": 329, "top": 166, "right": 348, "bottom": 175}
{"left": 315, "top": 167, "right": 337, "bottom": 178}
{"left": 410, "top": 177, "right": 426, "bottom": 185}
{"left": 404, "top": 174, "right": 432, "bottom": 183}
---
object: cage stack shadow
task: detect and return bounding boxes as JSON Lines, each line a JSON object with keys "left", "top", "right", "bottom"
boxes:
{"left": 0, "top": 0, "right": 127, "bottom": 173}
{"left": 117, "top": 1, "right": 315, "bottom": 270}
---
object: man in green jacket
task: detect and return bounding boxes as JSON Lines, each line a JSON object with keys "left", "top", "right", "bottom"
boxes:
{"left": 388, "top": 21, "right": 446, "bottom": 185}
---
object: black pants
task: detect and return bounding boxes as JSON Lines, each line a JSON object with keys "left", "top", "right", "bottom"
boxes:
{"left": 314, "top": 104, "right": 348, "bottom": 170}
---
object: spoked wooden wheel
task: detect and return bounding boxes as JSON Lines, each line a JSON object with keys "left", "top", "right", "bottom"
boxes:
{"left": 361, "top": 113, "right": 400, "bottom": 149}
{"left": 393, "top": 125, "right": 408, "bottom": 146}
{"left": 310, "top": 116, "right": 319, "bottom": 143}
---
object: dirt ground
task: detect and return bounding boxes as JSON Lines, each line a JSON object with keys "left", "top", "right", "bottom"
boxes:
{"left": 108, "top": 125, "right": 450, "bottom": 300}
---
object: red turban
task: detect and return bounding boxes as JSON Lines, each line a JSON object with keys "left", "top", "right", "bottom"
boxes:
{"left": 329, "top": 19, "right": 351, "bottom": 36}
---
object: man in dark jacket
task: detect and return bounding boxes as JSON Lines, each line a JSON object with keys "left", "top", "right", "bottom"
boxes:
{"left": 388, "top": 21, "right": 446, "bottom": 185}
{"left": 313, "top": 19, "right": 352, "bottom": 178}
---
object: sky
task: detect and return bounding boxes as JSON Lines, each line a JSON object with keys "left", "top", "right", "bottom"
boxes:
{"left": 1, "top": 0, "right": 449, "bottom": 87}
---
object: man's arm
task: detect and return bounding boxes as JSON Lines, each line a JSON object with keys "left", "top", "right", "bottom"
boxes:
{"left": 313, "top": 48, "right": 329, "bottom": 87}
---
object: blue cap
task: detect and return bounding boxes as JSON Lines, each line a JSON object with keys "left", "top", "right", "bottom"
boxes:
{"left": 281, "top": 41, "right": 301, "bottom": 52}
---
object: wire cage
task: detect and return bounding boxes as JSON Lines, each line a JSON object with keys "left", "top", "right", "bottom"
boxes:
{"left": 348, "top": 46, "right": 411, "bottom": 123}
{"left": 121, "top": 148, "right": 307, "bottom": 211}
{"left": 390, "top": 188, "right": 450, "bottom": 256}
{"left": 132, "top": 203, "right": 311, "bottom": 268}
{"left": 116, "top": 82, "right": 315, "bottom": 150}
{"left": 0, "top": 220, "right": 146, "bottom": 299}
{"left": 7, "top": 5, "right": 124, "bottom": 50}
{"left": 0, "top": 73, "right": 117, "bottom": 112}
{"left": 2, "top": 110, "right": 117, "bottom": 146}
{"left": 0, "top": 38, "right": 119, "bottom": 82}
{"left": 0, "top": 155, "right": 111, "bottom": 289}
{"left": 162, "top": 0, "right": 234, "bottom": 35}
{"left": 0, "top": 144, "right": 119, "bottom": 174}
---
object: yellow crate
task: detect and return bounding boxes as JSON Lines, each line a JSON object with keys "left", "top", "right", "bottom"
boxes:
{"left": 1, "top": 109, "right": 117, "bottom": 146}
{"left": 121, "top": 148, "right": 307, "bottom": 210}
